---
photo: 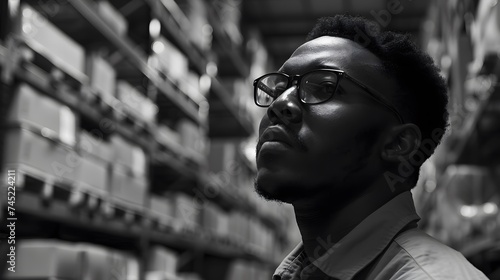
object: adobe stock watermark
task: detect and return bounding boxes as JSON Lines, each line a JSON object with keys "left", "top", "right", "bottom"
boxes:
{"left": 384, "top": 127, "right": 446, "bottom": 192}
{"left": 353, "top": 0, "right": 413, "bottom": 47}
{"left": 299, "top": 234, "right": 341, "bottom": 277}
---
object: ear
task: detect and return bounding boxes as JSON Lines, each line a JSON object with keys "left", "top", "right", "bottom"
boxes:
{"left": 381, "top": 124, "right": 421, "bottom": 162}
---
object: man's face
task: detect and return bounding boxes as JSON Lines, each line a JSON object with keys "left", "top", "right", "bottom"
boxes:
{"left": 254, "top": 36, "right": 400, "bottom": 203}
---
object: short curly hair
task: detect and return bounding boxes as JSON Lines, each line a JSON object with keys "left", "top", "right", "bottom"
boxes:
{"left": 307, "top": 15, "right": 449, "bottom": 186}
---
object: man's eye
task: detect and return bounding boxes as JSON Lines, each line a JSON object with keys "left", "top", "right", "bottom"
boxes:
{"left": 320, "top": 82, "right": 336, "bottom": 93}
{"left": 275, "top": 86, "right": 286, "bottom": 92}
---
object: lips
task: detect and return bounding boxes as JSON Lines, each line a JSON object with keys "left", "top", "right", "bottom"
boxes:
{"left": 257, "top": 126, "right": 296, "bottom": 153}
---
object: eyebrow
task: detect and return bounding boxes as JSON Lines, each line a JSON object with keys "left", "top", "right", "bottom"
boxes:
{"left": 277, "top": 65, "right": 342, "bottom": 75}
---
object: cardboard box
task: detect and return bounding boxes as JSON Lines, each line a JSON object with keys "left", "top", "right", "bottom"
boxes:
{"left": 126, "top": 256, "right": 140, "bottom": 280}
{"left": 77, "top": 244, "right": 112, "bottom": 280}
{"left": 148, "top": 245, "right": 178, "bottom": 274}
{"left": 87, "top": 53, "right": 116, "bottom": 101}
{"left": 201, "top": 201, "right": 228, "bottom": 236}
{"left": 21, "top": 4, "right": 86, "bottom": 75}
{"left": 208, "top": 140, "right": 236, "bottom": 174}
{"left": 156, "top": 124, "right": 182, "bottom": 149}
{"left": 3, "top": 127, "right": 76, "bottom": 182}
{"left": 109, "top": 250, "right": 130, "bottom": 280}
{"left": 8, "top": 83, "right": 76, "bottom": 146}
{"left": 110, "top": 135, "right": 146, "bottom": 177}
{"left": 149, "top": 195, "right": 175, "bottom": 223}
{"left": 109, "top": 165, "right": 147, "bottom": 207}
{"left": 150, "top": 37, "right": 188, "bottom": 82}
{"left": 146, "top": 271, "right": 178, "bottom": 280}
{"left": 177, "top": 119, "right": 206, "bottom": 156}
{"left": 79, "top": 130, "right": 113, "bottom": 163}
{"left": 228, "top": 211, "right": 249, "bottom": 243}
{"left": 74, "top": 155, "right": 108, "bottom": 193}
{"left": 96, "top": 0, "right": 128, "bottom": 36}
{"left": 7, "top": 240, "right": 83, "bottom": 279}
{"left": 116, "top": 81, "right": 158, "bottom": 123}
{"left": 171, "top": 192, "right": 200, "bottom": 229}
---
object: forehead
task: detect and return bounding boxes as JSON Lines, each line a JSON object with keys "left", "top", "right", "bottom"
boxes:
{"left": 280, "top": 36, "right": 398, "bottom": 93}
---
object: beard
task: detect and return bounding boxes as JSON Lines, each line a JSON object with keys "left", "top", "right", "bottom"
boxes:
{"left": 253, "top": 176, "right": 311, "bottom": 204}
{"left": 254, "top": 179, "right": 285, "bottom": 202}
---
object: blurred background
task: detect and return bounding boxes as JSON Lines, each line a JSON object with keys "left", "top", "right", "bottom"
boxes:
{"left": 0, "top": 0, "right": 499, "bottom": 279}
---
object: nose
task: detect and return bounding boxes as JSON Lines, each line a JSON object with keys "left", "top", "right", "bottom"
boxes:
{"left": 267, "top": 85, "right": 302, "bottom": 125}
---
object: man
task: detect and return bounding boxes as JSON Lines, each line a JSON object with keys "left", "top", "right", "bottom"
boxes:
{"left": 253, "top": 15, "right": 488, "bottom": 280}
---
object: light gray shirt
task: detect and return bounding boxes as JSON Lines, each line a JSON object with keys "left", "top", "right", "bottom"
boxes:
{"left": 273, "top": 192, "right": 489, "bottom": 280}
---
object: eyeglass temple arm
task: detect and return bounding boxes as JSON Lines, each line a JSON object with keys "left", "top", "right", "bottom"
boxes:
{"left": 344, "top": 75, "right": 404, "bottom": 124}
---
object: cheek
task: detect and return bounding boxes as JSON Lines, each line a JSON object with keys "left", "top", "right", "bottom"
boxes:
{"left": 299, "top": 110, "right": 382, "bottom": 172}
{"left": 258, "top": 116, "right": 270, "bottom": 136}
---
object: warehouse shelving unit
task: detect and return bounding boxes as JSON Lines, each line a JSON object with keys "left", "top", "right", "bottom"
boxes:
{"left": 0, "top": 0, "right": 290, "bottom": 279}
{"left": 414, "top": 0, "right": 500, "bottom": 277}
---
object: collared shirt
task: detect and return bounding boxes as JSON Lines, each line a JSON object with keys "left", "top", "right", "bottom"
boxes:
{"left": 273, "top": 191, "right": 489, "bottom": 280}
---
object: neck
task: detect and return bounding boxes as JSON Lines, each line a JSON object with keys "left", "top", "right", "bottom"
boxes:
{"left": 293, "top": 176, "right": 402, "bottom": 261}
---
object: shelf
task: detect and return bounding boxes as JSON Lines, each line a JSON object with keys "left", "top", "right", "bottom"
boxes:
{"left": 201, "top": 174, "right": 286, "bottom": 239}
{"left": 145, "top": 0, "right": 207, "bottom": 74}
{"left": 154, "top": 77, "right": 206, "bottom": 129}
{"left": 26, "top": 0, "right": 203, "bottom": 127}
{"left": 460, "top": 237, "right": 500, "bottom": 258}
{"left": 7, "top": 187, "right": 275, "bottom": 265}
{"left": 1, "top": 1, "right": 287, "bottom": 278}
{"left": 208, "top": 78, "right": 254, "bottom": 138}
{"left": 207, "top": 7, "right": 250, "bottom": 78}
{"left": 447, "top": 84, "right": 500, "bottom": 165}
{"left": 13, "top": 191, "right": 144, "bottom": 250}
{"left": 141, "top": 0, "right": 253, "bottom": 138}
{"left": 1, "top": 44, "right": 208, "bottom": 180}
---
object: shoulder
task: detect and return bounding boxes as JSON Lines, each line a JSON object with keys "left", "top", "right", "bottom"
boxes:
{"left": 389, "top": 228, "right": 488, "bottom": 280}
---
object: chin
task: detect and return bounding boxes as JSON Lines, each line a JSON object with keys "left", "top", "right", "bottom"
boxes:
{"left": 254, "top": 171, "right": 301, "bottom": 203}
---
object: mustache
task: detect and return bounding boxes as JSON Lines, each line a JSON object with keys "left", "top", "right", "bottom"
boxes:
{"left": 255, "top": 127, "right": 307, "bottom": 155}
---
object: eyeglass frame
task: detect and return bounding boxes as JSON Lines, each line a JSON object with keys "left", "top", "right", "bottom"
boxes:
{"left": 253, "top": 68, "right": 404, "bottom": 124}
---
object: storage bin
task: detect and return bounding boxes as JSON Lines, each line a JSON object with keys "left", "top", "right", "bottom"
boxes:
{"left": 5, "top": 239, "right": 83, "bottom": 279}
{"left": 87, "top": 53, "right": 116, "bottom": 101}
{"left": 8, "top": 83, "right": 76, "bottom": 146}
{"left": 2, "top": 127, "right": 76, "bottom": 182}
{"left": 79, "top": 130, "right": 113, "bottom": 163}
{"left": 110, "top": 135, "right": 147, "bottom": 177}
{"left": 21, "top": 4, "right": 86, "bottom": 75}
{"left": 148, "top": 245, "right": 178, "bottom": 275}
{"left": 171, "top": 192, "right": 200, "bottom": 229}
{"left": 109, "top": 165, "right": 147, "bottom": 207}
{"left": 96, "top": 0, "right": 128, "bottom": 36}
{"left": 73, "top": 155, "right": 108, "bottom": 193}
{"left": 77, "top": 244, "right": 112, "bottom": 280}
{"left": 116, "top": 81, "right": 158, "bottom": 123}
{"left": 149, "top": 195, "right": 175, "bottom": 224}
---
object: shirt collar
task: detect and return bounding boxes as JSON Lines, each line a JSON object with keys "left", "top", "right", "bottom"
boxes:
{"left": 273, "top": 191, "right": 420, "bottom": 280}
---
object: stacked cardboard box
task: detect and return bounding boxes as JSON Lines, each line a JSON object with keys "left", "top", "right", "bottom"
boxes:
{"left": 86, "top": 53, "right": 116, "bottom": 102}
{"left": 156, "top": 124, "right": 183, "bottom": 151}
{"left": 95, "top": 0, "right": 128, "bottom": 36}
{"left": 116, "top": 81, "right": 158, "bottom": 123}
{"left": 4, "top": 240, "right": 139, "bottom": 280}
{"left": 146, "top": 246, "right": 179, "bottom": 280}
{"left": 200, "top": 201, "right": 229, "bottom": 237}
{"left": 8, "top": 84, "right": 76, "bottom": 146}
{"left": 149, "top": 194, "right": 175, "bottom": 225}
{"left": 150, "top": 37, "right": 189, "bottom": 83}
{"left": 225, "top": 260, "right": 270, "bottom": 280}
{"left": 109, "top": 135, "right": 147, "bottom": 208}
{"left": 177, "top": 119, "right": 207, "bottom": 163}
{"left": 171, "top": 192, "right": 200, "bottom": 230}
{"left": 21, "top": 4, "right": 86, "bottom": 77}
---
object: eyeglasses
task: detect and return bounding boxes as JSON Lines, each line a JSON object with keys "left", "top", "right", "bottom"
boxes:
{"left": 253, "top": 69, "right": 404, "bottom": 124}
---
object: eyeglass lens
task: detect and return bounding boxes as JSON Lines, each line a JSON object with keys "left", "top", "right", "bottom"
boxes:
{"left": 255, "top": 70, "right": 340, "bottom": 106}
